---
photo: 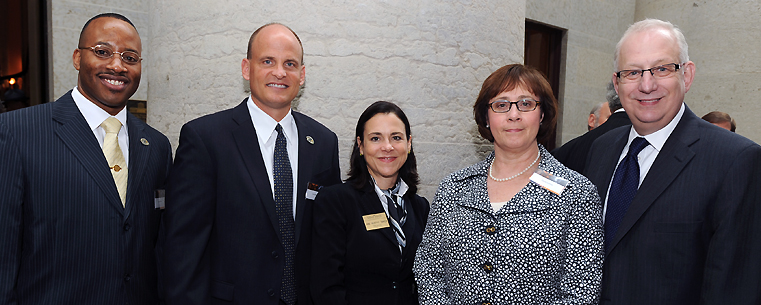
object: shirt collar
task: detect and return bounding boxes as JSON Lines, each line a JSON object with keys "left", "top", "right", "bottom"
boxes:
{"left": 72, "top": 87, "right": 128, "bottom": 130}
{"left": 627, "top": 102, "right": 685, "bottom": 152}
{"left": 246, "top": 95, "right": 296, "bottom": 142}
{"left": 372, "top": 177, "right": 409, "bottom": 200}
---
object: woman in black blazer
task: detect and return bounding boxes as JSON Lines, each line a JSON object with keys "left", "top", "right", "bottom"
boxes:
{"left": 311, "top": 101, "right": 429, "bottom": 305}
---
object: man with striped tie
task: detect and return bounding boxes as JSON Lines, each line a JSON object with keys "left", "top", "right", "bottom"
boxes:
{"left": 0, "top": 13, "right": 172, "bottom": 304}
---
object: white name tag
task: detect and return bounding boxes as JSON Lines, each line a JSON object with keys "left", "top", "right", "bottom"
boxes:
{"left": 529, "top": 169, "right": 569, "bottom": 195}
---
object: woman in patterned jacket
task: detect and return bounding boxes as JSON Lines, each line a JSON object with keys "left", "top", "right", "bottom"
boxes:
{"left": 414, "top": 64, "right": 603, "bottom": 305}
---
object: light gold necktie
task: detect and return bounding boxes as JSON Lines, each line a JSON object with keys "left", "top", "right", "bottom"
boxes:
{"left": 101, "top": 117, "right": 128, "bottom": 207}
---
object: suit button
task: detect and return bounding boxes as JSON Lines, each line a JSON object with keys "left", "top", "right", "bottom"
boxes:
{"left": 480, "top": 262, "right": 494, "bottom": 273}
{"left": 485, "top": 225, "right": 497, "bottom": 235}
{"left": 124, "top": 274, "right": 131, "bottom": 282}
{"left": 271, "top": 251, "right": 279, "bottom": 259}
{"left": 123, "top": 223, "right": 131, "bottom": 231}
{"left": 267, "top": 289, "right": 275, "bottom": 297}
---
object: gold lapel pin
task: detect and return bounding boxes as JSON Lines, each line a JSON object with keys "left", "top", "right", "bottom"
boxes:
{"left": 306, "top": 136, "right": 314, "bottom": 144}
{"left": 141, "top": 138, "right": 149, "bottom": 146}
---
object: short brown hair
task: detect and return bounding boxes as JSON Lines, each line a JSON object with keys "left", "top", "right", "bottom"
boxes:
{"left": 473, "top": 64, "right": 558, "bottom": 143}
{"left": 702, "top": 111, "right": 736, "bottom": 132}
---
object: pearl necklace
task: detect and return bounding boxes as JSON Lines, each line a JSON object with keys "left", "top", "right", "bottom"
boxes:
{"left": 488, "top": 151, "right": 540, "bottom": 182}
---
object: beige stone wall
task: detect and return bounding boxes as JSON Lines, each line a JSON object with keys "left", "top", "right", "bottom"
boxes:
{"left": 147, "top": 0, "right": 527, "bottom": 198}
{"left": 526, "top": 0, "right": 637, "bottom": 146}
{"left": 635, "top": 0, "right": 761, "bottom": 142}
{"left": 51, "top": 0, "right": 152, "bottom": 101}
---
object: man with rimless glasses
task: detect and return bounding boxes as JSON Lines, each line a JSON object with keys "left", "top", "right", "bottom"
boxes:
{"left": 0, "top": 13, "right": 171, "bottom": 304}
{"left": 584, "top": 19, "right": 761, "bottom": 304}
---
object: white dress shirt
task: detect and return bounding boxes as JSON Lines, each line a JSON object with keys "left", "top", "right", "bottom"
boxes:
{"left": 72, "top": 87, "right": 129, "bottom": 166}
{"left": 246, "top": 96, "right": 299, "bottom": 218}
{"left": 602, "top": 103, "right": 685, "bottom": 220}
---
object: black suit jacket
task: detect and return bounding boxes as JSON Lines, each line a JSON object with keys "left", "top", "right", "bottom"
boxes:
{"left": 163, "top": 99, "right": 341, "bottom": 305}
{"left": 552, "top": 111, "right": 631, "bottom": 173}
{"left": 311, "top": 182, "right": 429, "bottom": 305}
{"left": 0, "top": 91, "right": 172, "bottom": 304}
{"left": 584, "top": 106, "right": 761, "bottom": 305}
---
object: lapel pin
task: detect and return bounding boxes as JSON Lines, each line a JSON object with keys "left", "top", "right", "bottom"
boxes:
{"left": 141, "top": 138, "right": 150, "bottom": 146}
{"left": 306, "top": 136, "right": 314, "bottom": 144}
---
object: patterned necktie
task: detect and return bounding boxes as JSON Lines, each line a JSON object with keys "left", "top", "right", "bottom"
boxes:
{"left": 101, "top": 117, "right": 128, "bottom": 207}
{"left": 274, "top": 124, "right": 296, "bottom": 305}
{"left": 384, "top": 189, "right": 407, "bottom": 252}
{"left": 605, "top": 137, "right": 649, "bottom": 252}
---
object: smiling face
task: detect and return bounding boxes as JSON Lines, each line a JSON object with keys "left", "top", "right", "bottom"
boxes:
{"left": 73, "top": 17, "right": 141, "bottom": 115}
{"left": 487, "top": 86, "right": 543, "bottom": 154}
{"left": 242, "top": 24, "right": 305, "bottom": 121}
{"left": 614, "top": 28, "right": 695, "bottom": 135}
{"left": 358, "top": 113, "right": 411, "bottom": 189}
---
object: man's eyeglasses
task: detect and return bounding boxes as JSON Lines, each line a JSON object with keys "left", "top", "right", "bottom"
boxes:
{"left": 616, "top": 63, "right": 681, "bottom": 83}
{"left": 79, "top": 45, "right": 142, "bottom": 65}
{"left": 488, "top": 99, "right": 541, "bottom": 113}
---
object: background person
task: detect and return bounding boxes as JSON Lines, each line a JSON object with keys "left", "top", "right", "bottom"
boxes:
{"left": 162, "top": 23, "right": 341, "bottom": 305}
{"left": 701, "top": 110, "right": 735, "bottom": 132}
{"left": 414, "top": 64, "right": 603, "bottom": 305}
{"left": 552, "top": 80, "right": 631, "bottom": 173}
{"left": 588, "top": 101, "right": 611, "bottom": 131}
{"left": 311, "top": 101, "right": 429, "bottom": 305}
{"left": 0, "top": 13, "right": 171, "bottom": 304}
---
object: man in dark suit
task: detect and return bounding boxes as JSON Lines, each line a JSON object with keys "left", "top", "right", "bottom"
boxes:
{"left": 163, "top": 23, "right": 341, "bottom": 305}
{"left": 552, "top": 81, "right": 631, "bottom": 173}
{"left": 584, "top": 19, "right": 761, "bottom": 304}
{"left": 0, "top": 13, "right": 171, "bottom": 304}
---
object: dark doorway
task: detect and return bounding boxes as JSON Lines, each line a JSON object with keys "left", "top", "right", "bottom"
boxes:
{"left": 525, "top": 19, "right": 564, "bottom": 150}
{"left": 1, "top": 0, "right": 50, "bottom": 112}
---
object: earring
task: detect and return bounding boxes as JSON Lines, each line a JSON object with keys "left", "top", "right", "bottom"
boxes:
{"left": 486, "top": 124, "right": 490, "bottom": 128}
{"left": 360, "top": 153, "right": 363, "bottom": 156}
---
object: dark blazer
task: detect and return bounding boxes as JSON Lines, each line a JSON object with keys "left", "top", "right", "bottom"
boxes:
{"left": 162, "top": 99, "right": 342, "bottom": 305}
{"left": 552, "top": 111, "right": 631, "bottom": 173}
{"left": 584, "top": 106, "right": 761, "bottom": 305}
{"left": 311, "top": 182, "right": 429, "bottom": 305}
{"left": 0, "top": 91, "right": 172, "bottom": 304}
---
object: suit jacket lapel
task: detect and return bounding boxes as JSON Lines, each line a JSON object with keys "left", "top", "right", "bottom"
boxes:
{"left": 230, "top": 100, "right": 281, "bottom": 242}
{"left": 125, "top": 113, "right": 149, "bottom": 220}
{"left": 52, "top": 93, "right": 124, "bottom": 214}
{"left": 294, "top": 113, "right": 314, "bottom": 244}
{"left": 596, "top": 130, "right": 629, "bottom": 204}
{"left": 608, "top": 107, "right": 699, "bottom": 254}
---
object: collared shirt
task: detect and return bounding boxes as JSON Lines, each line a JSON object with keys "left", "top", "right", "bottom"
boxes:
{"left": 72, "top": 87, "right": 129, "bottom": 166}
{"left": 603, "top": 103, "right": 685, "bottom": 219}
{"left": 246, "top": 95, "right": 299, "bottom": 218}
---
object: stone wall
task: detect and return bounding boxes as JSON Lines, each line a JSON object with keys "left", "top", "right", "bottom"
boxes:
{"left": 527, "top": 0, "right": 637, "bottom": 145}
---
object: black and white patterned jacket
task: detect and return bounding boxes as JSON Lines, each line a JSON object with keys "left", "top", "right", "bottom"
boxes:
{"left": 414, "top": 145, "right": 603, "bottom": 305}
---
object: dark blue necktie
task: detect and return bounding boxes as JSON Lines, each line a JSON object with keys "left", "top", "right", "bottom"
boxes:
{"left": 605, "top": 137, "right": 649, "bottom": 252}
{"left": 274, "top": 124, "right": 296, "bottom": 305}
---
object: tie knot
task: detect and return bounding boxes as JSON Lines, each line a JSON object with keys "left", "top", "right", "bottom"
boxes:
{"left": 275, "top": 124, "right": 284, "bottom": 135}
{"left": 628, "top": 137, "right": 649, "bottom": 156}
{"left": 101, "top": 117, "right": 122, "bottom": 134}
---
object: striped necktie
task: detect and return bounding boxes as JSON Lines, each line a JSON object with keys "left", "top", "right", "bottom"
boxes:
{"left": 101, "top": 117, "right": 127, "bottom": 207}
{"left": 384, "top": 190, "right": 407, "bottom": 252}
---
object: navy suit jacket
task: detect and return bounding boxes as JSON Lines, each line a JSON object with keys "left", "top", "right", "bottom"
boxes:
{"left": 0, "top": 91, "right": 172, "bottom": 305}
{"left": 552, "top": 111, "right": 631, "bottom": 174}
{"left": 163, "top": 99, "right": 342, "bottom": 305}
{"left": 584, "top": 106, "right": 761, "bottom": 305}
{"left": 310, "top": 182, "right": 429, "bottom": 305}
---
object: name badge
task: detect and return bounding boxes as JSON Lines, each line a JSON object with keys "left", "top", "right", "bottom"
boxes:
{"left": 305, "top": 182, "right": 321, "bottom": 200}
{"left": 363, "top": 213, "right": 390, "bottom": 231}
{"left": 154, "top": 189, "right": 166, "bottom": 209}
{"left": 529, "top": 169, "right": 569, "bottom": 195}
